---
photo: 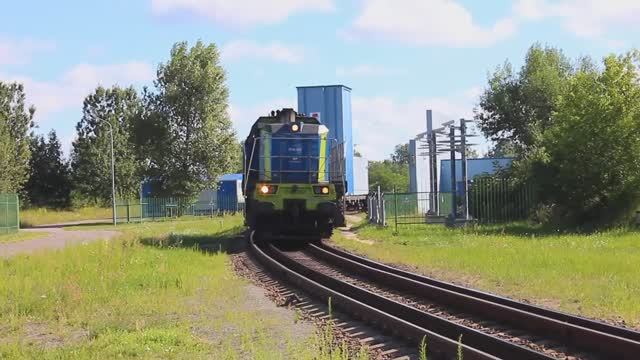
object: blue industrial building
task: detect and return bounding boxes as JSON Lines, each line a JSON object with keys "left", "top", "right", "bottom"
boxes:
{"left": 297, "top": 85, "right": 355, "bottom": 194}
{"left": 439, "top": 158, "right": 513, "bottom": 193}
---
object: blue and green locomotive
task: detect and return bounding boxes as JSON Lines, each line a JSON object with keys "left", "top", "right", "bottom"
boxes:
{"left": 243, "top": 108, "right": 346, "bottom": 238}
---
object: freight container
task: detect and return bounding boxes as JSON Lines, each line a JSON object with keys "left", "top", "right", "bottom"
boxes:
{"left": 352, "top": 156, "right": 369, "bottom": 195}
{"left": 216, "top": 173, "right": 244, "bottom": 211}
{"left": 297, "top": 85, "right": 354, "bottom": 194}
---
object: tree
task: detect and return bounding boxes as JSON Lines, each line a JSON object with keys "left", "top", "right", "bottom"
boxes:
{"left": 465, "top": 146, "right": 480, "bottom": 159}
{"left": 0, "top": 81, "right": 34, "bottom": 193}
{"left": 537, "top": 52, "right": 640, "bottom": 225}
{"left": 475, "top": 44, "right": 572, "bottom": 153}
{"left": 71, "top": 86, "right": 142, "bottom": 203}
{"left": 368, "top": 160, "right": 409, "bottom": 193}
{"left": 139, "top": 40, "right": 238, "bottom": 197}
{"left": 25, "top": 130, "right": 71, "bottom": 208}
{"left": 368, "top": 143, "right": 411, "bottom": 192}
{"left": 486, "top": 139, "right": 517, "bottom": 158}
{"left": 390, "top": 143, "right": 410, "bottom": 165}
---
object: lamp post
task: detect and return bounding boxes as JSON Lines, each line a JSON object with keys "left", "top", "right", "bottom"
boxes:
{"left": 104, "top": 121, "right": 116, "bottom": 226}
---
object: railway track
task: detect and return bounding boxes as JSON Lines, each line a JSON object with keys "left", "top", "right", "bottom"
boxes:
{"left": 248, "top": 234, "right": 640, "bottom": 359}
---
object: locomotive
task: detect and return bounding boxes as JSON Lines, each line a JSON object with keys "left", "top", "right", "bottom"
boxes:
{"left": 243, "top": 108, "right": 346, "bottom": 239}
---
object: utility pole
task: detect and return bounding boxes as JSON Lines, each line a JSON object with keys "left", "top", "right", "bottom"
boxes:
{"left": 460, "top": 119, "right": 469, "bottom": 220}
{"left": 449, "top": 125, "right": 457, "bottom": 221}
{"left": 105, "top": 121, "right": 117, "bottom": 226}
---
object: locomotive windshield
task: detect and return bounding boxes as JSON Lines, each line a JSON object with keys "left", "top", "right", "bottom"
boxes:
{"left": 259, "top": 131, "right": 328, "bottom": 183}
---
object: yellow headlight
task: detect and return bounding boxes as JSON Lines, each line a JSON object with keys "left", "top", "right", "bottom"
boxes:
{"left": 260, "top": 185, "right": 270, "bottom": 194}
{"left": 321, "top": 186, "right": 329, "bottom": 194}
{"left": 291, "top": 123, "right": 300, "bottom": 132}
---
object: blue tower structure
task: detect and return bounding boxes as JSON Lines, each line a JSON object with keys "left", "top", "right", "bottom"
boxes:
{"left": 296, "top": 85, "right": 354, "bottom": 194}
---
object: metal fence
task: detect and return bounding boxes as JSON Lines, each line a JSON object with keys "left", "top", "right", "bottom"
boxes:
{"left": 371, "top": 179, "right": 536, "bottom": 227}
{"left": 469, "top": 177, "right": 535, "bottom": 224}
{"left": 115, "top": 197, "right": 244, "bottom": 223}
{"left": 0, "top": 193, "right": 19, "bottom": 234}
{"left": 368, "top": 191, "right": 386, "bottom": 225}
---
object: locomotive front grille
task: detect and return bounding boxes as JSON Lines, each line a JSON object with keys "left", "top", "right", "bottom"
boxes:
{"left": 284, "top": 199, "right": 306, "bottom": 218}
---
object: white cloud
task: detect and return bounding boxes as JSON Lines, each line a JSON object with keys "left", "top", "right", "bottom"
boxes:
{"left": 514, "top": 0, "right": 640, "bottom": 38}
{"left": 222, "top": 40, "right": 306, "bottom": 64}
{"left": 336, "top": 64, "right": 405, "bottom": 77}
{"left": 0, "top": 36, "right": 55, "bottom": 65}
{"left": 229, "top": 89, "right": 484, "bottom": 160}
{"left": 151, "top": 0, "right": 334, "bottom": 27}
{"left": 1, "top": 62, "right": 154, "bottom": 122}
{"left": 352, "top": 91, "right": 478, "bottom": 160}
{"left": 345, "top": 0, "right": 517, "bottom": 47}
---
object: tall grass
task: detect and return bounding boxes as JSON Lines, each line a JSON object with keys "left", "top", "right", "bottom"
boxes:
{"left": 20, "top": 207, "right": 112, "bottom": 227}
{"left": 0, "top": 231, "right": 46, "bottom": 243}
{"left": 1, "top": 216, "right": 369, "bottom": 359}
{"left": 334, "top": 223, "right": 640, "bottom": 327}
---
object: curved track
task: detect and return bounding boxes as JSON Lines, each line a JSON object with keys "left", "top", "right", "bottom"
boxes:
{"left": 248, "top": 234, "right": 640, "bottom": 359}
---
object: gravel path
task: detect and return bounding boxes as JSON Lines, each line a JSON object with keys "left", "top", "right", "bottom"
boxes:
{"left": 0, "top": 226, "right": 120, "bottom": 258}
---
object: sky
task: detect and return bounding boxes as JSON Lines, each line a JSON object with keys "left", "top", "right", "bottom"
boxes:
{"left": 1, "top": 0, "right": 639, "bottom": 160}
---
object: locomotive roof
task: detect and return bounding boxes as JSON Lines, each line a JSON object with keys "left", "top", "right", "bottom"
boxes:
{"left": 246, "top": 108, "right": 321, "bottom": 139}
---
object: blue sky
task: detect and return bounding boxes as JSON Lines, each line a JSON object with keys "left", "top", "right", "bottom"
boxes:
{"left": 1, "top": 0, "right": 639, "bottom": 160}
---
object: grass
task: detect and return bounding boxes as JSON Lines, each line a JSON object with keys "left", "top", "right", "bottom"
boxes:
{"left": 0, "top": 231, "right": 47, "bottom": 243}
{"left": 333, "top": 221, "right": 640, "bottom": 327}
{"left": 1, "top": 216, "right": 370, "bottom": 359}
{"left": 20, "top": 207, "right": 112, "bottom": 227}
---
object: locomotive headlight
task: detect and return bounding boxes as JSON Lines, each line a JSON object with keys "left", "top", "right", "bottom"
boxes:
{"left": 291, "top": 123, "right": 300, "bottom": 132}
{"left": 313, "top": 185, "right": 331, "bottom": 195}
{"left": 259, "top": 184, "right": 278, "bottom": 195}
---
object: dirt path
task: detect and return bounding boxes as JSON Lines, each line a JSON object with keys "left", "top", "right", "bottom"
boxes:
{"left": 0, "top": 226, "right": 120, "bottom": 258}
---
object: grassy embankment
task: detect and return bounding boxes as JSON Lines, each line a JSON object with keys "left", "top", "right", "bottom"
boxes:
{"left": 333, "top": 220, "right": 640, "bottom": 327}
{"left": 20, "top": 207, "right": 112, "bottom": 228}
{"left": 1, "top": 216, "right": 367, "bottom": 359}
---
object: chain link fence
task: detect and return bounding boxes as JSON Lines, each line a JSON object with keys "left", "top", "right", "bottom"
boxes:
{"left": 0, "top": 193, "right": 19, "bottom": 234}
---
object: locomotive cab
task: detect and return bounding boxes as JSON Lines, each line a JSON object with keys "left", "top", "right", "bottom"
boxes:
{"left": 243, "top": 108, "right": 346, "bottom": 238}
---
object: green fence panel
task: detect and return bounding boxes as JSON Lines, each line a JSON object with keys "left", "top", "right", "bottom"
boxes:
{"left": 468, "top": 179, "right": 535, "bottom": 224}
{"left": 0, "top": 193, "right": 19, "bottom": 234}
{"left": 114, "top": 196, "right": 245, "bottom": 223}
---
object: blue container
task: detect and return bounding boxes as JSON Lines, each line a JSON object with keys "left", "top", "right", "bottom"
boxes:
{"left": 217, "top": 173, "right": 243, "bottom": 211}
{"left": 297, "top": 85, "right": 354, "bottom": 194}
{"left": 439, "top": 158, "right": 513, "bottom": 193}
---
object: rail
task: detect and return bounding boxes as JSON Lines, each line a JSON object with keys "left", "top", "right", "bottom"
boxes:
{"left": 249, "top": 234, "right": 640, "bottom": 359}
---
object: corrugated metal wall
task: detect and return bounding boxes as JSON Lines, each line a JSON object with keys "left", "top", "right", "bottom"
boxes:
{"left": 297, "top": 85, "right": 355, "bottom": 194}
{"left": 352, "top": 156, "right": 369, "bottom": 195}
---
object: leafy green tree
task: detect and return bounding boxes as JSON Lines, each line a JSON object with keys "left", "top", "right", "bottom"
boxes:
{"left": 465, "top": 146, "right": 480, "bottom": 159}
{"left": 475, "top": 44, "right": 572, "bottom": 152}
{"left": 25, "top": 130, "right": 71, "bottom": 208}
{"left": 71, "top": 86, "right": 142, "bottom": 203}
{"left": 369, "top": 144, "right": 410, "bottom": 192}
{"left": 486, "top": 139, "right": 517, "bottom": 158}
{"left": 0, "top": 81, "right": 35, "bottom": 193}
{"left": 538, "top": 52, "right": 640, "bottom": 225}
{"left": 139, "top": 40, "right": 238, "bottom": 197}
{"left": 390, "top": 143, "right": 410, "bottom": 165}
{"left": 368, "top": 160, "right": 409, "bottom": 192}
